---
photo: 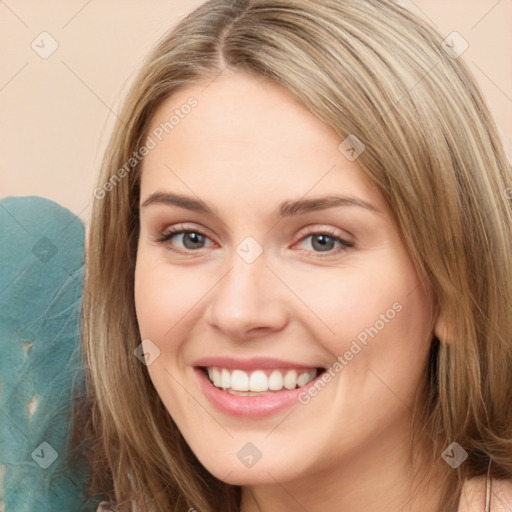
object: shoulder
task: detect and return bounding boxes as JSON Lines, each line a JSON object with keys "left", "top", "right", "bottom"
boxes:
{"left": 458, "top": 476, "right": 512, "bottom": 512}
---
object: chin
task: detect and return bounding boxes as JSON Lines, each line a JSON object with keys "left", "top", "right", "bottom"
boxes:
{"left": 194, "top": 447, "right": 306, "bottom": 486}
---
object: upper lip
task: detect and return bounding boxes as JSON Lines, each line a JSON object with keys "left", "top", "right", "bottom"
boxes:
{"left": 193, "top": 356, "right": 324, "bottom": 371}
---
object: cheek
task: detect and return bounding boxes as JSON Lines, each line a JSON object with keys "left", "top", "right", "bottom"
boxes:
{"left": 287, "top": 255, "right": 429, "bottom": 343}
{"left": 289, "top": 254, "right": 433, "bottom": 394}
{"left": 134, "top": 251, "right": 204, "bottom": 341}
{"left": 332, "top": 263, "right": 432, "bottom": 401}
{"left": 134, "top": 259, "right": 169, "bottom": 339}
{"left": 134, "top": 252, "right": 198, "bottom": 410}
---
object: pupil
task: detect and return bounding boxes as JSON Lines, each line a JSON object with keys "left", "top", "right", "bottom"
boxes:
{"left": 312, "top": 234, "right": 334, "bottom": 252}
{"left": 184, "top": 232, "right": 204, "bottom": 249}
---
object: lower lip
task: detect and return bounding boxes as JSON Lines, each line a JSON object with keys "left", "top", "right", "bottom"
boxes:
{"left": 194, "top": 367, "right": 322, "bottom": 418}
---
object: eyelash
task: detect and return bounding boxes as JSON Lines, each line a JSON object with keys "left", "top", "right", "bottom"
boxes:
{"left": 155, "top": 224, "right": 354, "bottom": 258}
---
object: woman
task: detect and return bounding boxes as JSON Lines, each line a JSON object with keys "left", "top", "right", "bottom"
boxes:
{"left": 74, "top": 0, "right": 512, "bottom": 510}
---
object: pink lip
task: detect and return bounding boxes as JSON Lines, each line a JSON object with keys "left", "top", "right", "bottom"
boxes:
{"left": 193, "top": 367, "right": 324, "bottom": 418}
{"left": 192, "top": 356, "right": 320, "bottom": 371}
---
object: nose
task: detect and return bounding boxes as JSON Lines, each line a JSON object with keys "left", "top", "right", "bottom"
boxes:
{"left": 205, "top": 250, "right": 290, "bottom": 340}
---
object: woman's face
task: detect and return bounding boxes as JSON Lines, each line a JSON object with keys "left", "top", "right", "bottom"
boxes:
{"left": 135, "top": 71, "right": 435, "bottom": 488}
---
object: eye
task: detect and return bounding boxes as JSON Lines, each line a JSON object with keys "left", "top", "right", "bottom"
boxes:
{"left": 295, "top": 228, "right": 354, "bottom": 257}
{"left": 155, "top": 225, "right": 214, "bottom": 253}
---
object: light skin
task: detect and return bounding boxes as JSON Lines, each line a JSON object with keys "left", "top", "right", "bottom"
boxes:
{"left": 134, "top": 70, "right": 447, "bottom": 511}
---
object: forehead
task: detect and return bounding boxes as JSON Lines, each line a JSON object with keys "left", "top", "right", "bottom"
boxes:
{"left": 140, "top": 71, "right": 382, "bottom": 211}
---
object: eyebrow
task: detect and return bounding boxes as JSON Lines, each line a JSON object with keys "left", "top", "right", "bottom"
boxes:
{"left": 140, "top": 192, "right": 379, "bottom": 217}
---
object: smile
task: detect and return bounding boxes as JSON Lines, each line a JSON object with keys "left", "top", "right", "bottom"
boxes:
{"left": 204, "top": 367, "right": 319, "bottom": 395}
{"left": 193, "top": 357, "right": 328, "bottom": 417}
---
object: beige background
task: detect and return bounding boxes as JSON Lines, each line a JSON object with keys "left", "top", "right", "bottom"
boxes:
{"left": 1, "top": 0, "right": 511, "bottom": 225}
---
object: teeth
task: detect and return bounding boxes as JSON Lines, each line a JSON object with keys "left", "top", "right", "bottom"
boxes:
{"left": 208, "top": 367, "right": 221, "bottom": 387}
{"left": 205, "top": 367, "right": 318, "bottom": 392}
{"left": 268, "top": 369, "right": 283, "bottom": 390}
{"left": 231, "top": 369, "right": 249, "bottom": 391}
{"left": 221, "top": 368, "right": 230, "bottom": 388}
{"left": 283, "top": 369, "right": 298, "bottom": 390}
{"left": 297, "top": 371, "right": 312, "bottom": 387}
{"left": 249, "top": 370, "right": 268, "bottom": 392}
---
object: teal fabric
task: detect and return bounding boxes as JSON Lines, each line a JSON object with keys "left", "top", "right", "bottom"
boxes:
{"left": 0, "top": 196, "right": 100, "bottom": 511}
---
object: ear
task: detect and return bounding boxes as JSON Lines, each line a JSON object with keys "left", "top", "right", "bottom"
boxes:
{"left": 434, "top": 312, "right": 454, "bottom": 344}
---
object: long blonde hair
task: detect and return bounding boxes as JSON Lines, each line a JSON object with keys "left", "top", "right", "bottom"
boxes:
{"left": 73, "top": 1, "right": 512, "bottom": 510}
